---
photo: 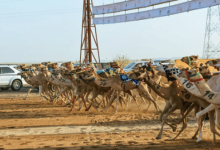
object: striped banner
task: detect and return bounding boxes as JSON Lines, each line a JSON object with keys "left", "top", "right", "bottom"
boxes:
{"left": 92, "top": 0, "right": 176, "bottom": 15}
{"left": 93, "top": 0, "right": 220, "bottom": 25}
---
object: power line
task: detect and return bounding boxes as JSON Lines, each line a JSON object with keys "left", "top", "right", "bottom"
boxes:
{"left": 0, "top": 9, "right": 82, "bottom": 16}
{"left": 0, "top": 10, "right": 82, "bottom": 18}
{"left": 0, "top": 0, "right": 67, "bottom": 2}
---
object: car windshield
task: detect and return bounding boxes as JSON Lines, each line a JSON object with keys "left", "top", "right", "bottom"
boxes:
{"left": 124, "top": 63, "right": 135, "bottom": 69}
{"left": 13, "top": 67, "right": 20, "bottom": 71}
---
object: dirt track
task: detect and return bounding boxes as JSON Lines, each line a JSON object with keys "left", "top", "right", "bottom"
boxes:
{"left": 0, "top": 97, "right": 220, "bottom": 150}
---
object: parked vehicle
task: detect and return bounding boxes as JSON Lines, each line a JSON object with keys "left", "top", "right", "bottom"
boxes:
{"left": 0, "top": 65, "right": 27, "bottom": 91}
{"left": 123, "top": 61, "right": 157, "bottom": 72}
{"left": 74, "top": 62, "right": 110, "bottom": 70}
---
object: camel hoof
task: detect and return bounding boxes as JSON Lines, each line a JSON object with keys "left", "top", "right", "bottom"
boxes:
{"left": 192, "top": 136, "right": 197, "bottom": 140}
{"left": 156, "top": 136, "right": 161, "bottom": 140}
{"left": 172, "top": 125, "right": 177, "bottom": 132}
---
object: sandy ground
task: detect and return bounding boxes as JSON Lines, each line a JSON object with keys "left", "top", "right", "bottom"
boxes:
{"left": 0, "top": 97, "right": 220, "bottom": 150}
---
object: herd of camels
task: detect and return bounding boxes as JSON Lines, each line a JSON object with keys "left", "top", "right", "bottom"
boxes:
{"left": 18, "top": 55, "right": 220, "bottom": 144}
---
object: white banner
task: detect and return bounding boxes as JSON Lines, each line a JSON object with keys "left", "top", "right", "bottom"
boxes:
{"left": 92, "top": 0, "right": 176, "bottom": 15}
{"left": 93, "top": 0, "right": 220, "bottom": 24}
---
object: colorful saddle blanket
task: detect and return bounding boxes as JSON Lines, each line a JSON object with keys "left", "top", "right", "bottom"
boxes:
{"left": 96, "top": 70, "right": 105, "bottom": 74}
{"left": 120, "top": 75, "right": 139, "bottom": 85}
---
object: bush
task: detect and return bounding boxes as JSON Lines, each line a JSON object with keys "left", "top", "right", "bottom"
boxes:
{"left": 113, "top": 54, "right": 131, "bottom": 68}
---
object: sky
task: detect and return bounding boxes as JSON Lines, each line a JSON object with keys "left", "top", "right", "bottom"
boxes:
{"left": 0, "top": 0, "right": 209, "bottom": 63}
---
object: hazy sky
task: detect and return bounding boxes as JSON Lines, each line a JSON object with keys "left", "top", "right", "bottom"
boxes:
{"left": 0, "top": 0, "right": 208, "bottom": 63}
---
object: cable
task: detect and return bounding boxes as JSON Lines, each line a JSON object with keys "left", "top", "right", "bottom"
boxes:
{"left": 0, "top": 9, "right": 82, "bottom": 16}
{"left": 0, "top": 0, "right": 67, "bottom": 3}
{"left": 0, "top": 10, "right": 82, "bottom": 18}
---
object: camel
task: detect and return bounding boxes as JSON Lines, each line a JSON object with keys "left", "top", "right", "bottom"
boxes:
{"left": 18, "top": 69, "right": 51, "bottom": 101}
{"left": 128, "top": 70, "right": 195, "bottom": 140}
{"left": 158, "top": 66, "right": 220, "bottom": 143}
{"left": 40, "top": 67, "right": 83, "bottom": 107}
{"left": 83, "top": 68, "right": 161, "bottom": 114}
{"left": 136, "top": 65, "right": 220, "bottom": 142}
{"left": 177, "top": 68, "right": 220, "bottom": 143}
{"left": 205, "top": 59, "right": 220, "bottom": 66}
{"left": 61, "top": 62, "right": 103, "bottom": 111}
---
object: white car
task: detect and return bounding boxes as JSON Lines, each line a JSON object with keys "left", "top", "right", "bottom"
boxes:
{"left": 0, "top": 65, "right": 27, "bottom": 91}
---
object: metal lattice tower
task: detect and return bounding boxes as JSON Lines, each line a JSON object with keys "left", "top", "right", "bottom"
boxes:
{"left": 80, "top": 0, "right": 100, "bottom": 66}
{"left": 203, "top": 6, "right": 220, "bottom": 59}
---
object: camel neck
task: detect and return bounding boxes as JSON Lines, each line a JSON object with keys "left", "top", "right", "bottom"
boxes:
{"left": 193, "top": 79, "right": 217, "bottom": 102}
{"left": 145, "top": 78, "right": 170, "bottom": 99}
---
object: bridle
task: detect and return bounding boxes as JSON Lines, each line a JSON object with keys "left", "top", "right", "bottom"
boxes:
{"left": 185, "top": 70, "right": 203, "bottom": 82}
{"left": 188, "top": 56, "right": 198, "bottom": 67}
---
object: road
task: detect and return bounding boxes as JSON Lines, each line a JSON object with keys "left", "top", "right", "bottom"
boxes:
{"left": 0, "top": 85, "right": 39, "bottom": 98}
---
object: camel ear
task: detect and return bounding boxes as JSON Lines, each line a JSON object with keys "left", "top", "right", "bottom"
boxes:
{"left": 195, "top": 55, "right": 199, "bottom": 59}
{"left": 200, "top": 63, "right": 203, "bottom": 67}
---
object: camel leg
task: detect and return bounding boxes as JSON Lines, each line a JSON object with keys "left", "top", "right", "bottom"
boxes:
{"left": 207, "top": 110, "right": 220, "bottom": 144}
{"left": 128, "top": 91, "right": 141, "bottom": 110}
{"left": 137, "top": 90, "right": 149, "bottom": 111}
{"left": 101, "top": 89, "right": 116, "bottom": 112}
{"left": 173, "top": 103, "right": 192, "bottom": 140}
{"left": 215, "top": 108, "right": 220, "bottom": 130}
{"left": 114, "top": 91, "right": 120, "bottom": 114}
{"left": 156, "top": 104, "right": 178, "bottom": 139}
{"left": 139, "top": 84, "right": 161, "bottom": 112}
{"left": 196, "top": 104, "right": 219, "bottom": 143}
{"left": 172, "top": 103, "right": 196, "bottom": 128}
{"left": 24, "top": 85, "right": 38, "bottom": 100}
{"left": 70, "top": 96, "right": 77, "bottom": 112}
{"left": 52, "top": 87, "right": 68, "bottom": 102}
{"left": 81, "top": 95, "right": 88, "bottom": 110}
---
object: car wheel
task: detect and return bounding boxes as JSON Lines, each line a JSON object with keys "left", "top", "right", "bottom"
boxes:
{"left": 1, "top": 88, "right": 9, "bottom": 90}
{"left": 11, "top": 80, "right": 22, "bottom": 91}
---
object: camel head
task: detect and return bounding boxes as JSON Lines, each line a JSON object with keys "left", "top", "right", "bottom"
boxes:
{"left": 199, "top": 64, "right": 211, "bottom": 74}
{"left": 51, "top": 63, "right": 59, "bottom": 69}
{"left": 36, "top": 64, "right": 42, "bottom": 68}
{"left": 41, "top": 66, "right": 48, "bottom": 74}
{"left": 61, "top": 61, "right": 73, "bottom": 69}
{"left": 65, "top": 70, "right": 77, "bottom": 79}
{"left": 28, "top": 65, "right": 36, "bottom": 71}
{"left": 41, "top": 61, "right": 51, "bottom": 66}
{"left": 17, "top": 64, "right": 27, "bottom": 70}
{"left": 181, "top": 55, "right": 199, "bottom": 68}
{"left": 205, "top": 59, "right": 220, "bottom": 67}
{"left": 60, "top": 68, "right": 68, "bottom": 75}
{"left": 83, "top": 68, "right": 96, "bottom": 79}
{"left": 87, "top": 62, "right": 97, "bottom": 72}
{"left": 128, "top": 71, "right": 145, "bottom": 80}
{"left": 177, "top": 67, "right": 200, "bottom": 79}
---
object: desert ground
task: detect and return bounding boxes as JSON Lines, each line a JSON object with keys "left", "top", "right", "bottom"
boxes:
{"left": 0, "top": 96, "right": 220, "bottom": 150}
